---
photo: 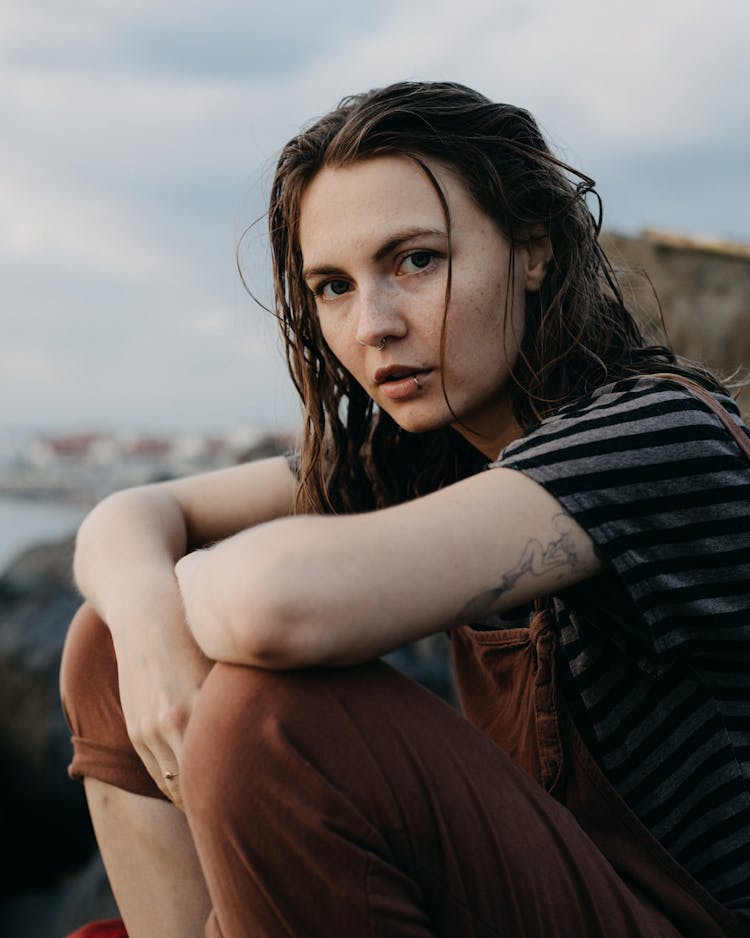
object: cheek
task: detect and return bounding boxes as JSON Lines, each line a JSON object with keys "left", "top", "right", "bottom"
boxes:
{"left": 318, "top": 318, "right": 346, "bottom": 357}
{"left": 447, "top": 281, "right": 525, "bottom": 377}
{"left": 320, "top": 326, "right": 363, "bottom": 382}
{"left": 447, "top": 277, "right": 508, "bottom": 341}
{"left": 508, "top": 284, "right": 528, "bottom": 349}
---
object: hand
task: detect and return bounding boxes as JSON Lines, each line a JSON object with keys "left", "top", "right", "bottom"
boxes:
{"left": 108, "top": 579, "right": 213, "bottom": 809}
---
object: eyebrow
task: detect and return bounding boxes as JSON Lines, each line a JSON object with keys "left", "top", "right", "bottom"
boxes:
{"left": 302, "top": 226, "right": 448, "bottom": 281}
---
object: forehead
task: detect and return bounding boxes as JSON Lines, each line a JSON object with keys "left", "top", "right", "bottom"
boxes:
{"left": 298, "top": 156, "right": 470, "bottom": 263}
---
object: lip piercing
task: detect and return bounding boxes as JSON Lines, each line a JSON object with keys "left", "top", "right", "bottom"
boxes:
{"left": 412, "top": 375, "right": 421, "bottom": 390}
{"left": 356, "top": 337, "right": 387, "bottom": 350}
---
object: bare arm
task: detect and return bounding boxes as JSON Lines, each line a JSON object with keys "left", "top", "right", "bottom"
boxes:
{"left": 175, "top": 467, "right": 602, "bottom": 670}
{"left": 74, "top": 454, "right": 297, "bottom": 609}
{"left": 73, "top": 455, "right": 297, "bottom": 800}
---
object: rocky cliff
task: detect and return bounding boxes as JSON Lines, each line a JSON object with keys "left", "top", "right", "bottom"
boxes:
{"left": 602, "top": 229, "right": 750, "bottom": 416}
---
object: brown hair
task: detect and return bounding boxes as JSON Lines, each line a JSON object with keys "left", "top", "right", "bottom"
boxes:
{"left": 265, "top": 81, "right": 718, "bottom": 514}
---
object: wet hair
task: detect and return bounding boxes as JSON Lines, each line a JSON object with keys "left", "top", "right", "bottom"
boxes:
{"left": 265, "top": 80, "right": 719, "bottom": 514}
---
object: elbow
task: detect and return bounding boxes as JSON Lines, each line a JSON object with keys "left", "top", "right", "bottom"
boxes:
{"left": 230, "top": 525, "right": 331, "bottom": 669}
{"left": 232, "top": 571, "right": 320, "bottom": 670}
{"left": 183, "top": 544, "right": 320, "bottom": 670}
{"left": 71, "top": 494, "right": 120, "bottom": 592}
{"left": 182, "top": 515, "right": 352, "bottom": 670}
{"left": 205, "top": 592, "right": 316, "bottom": 671}
{"left": 234, "top": 613, "right": 315, "bottom": 671}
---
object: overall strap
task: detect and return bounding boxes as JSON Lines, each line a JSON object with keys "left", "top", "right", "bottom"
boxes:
{"left": 651, "top": 373, "right": 750, "bottom": 461}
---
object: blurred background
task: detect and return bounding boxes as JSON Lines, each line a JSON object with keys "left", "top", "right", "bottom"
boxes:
{"left": 1, "top": 0, "right": 749, "bottom": 933}
{"left": 3, "top": 0, "right": 749, "bottom": 441}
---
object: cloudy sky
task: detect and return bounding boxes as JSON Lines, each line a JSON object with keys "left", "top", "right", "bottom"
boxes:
{"left": 2, "top": 0, "right": 748, "bottom": 437}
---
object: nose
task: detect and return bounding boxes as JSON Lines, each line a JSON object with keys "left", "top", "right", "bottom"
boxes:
{"left": 354, "top": 280, "right": 408, "bottom": 348}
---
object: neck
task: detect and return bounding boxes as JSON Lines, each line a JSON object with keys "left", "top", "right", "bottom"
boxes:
{"left": 452, "top": 418, "right": 523, "bottom": 461}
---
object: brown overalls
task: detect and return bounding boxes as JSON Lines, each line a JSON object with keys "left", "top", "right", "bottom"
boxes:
{"left": 61, "top": 603, "right": 748, "bottom": 936}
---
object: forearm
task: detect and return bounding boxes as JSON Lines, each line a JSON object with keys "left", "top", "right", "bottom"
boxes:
{"left": 177, "top": 510, "right": 462, "bottom": 668}
{"left": 178, "top": 509, "right": 478, "bottom": 668}
{"left": 73, "top": 455, "right": 297, "bottom": 637}
{"left": 176, "top": 468, "right": 601, "bottom": 670}
{"left": 73, "top": 486, "right": 189, "bottom": 627}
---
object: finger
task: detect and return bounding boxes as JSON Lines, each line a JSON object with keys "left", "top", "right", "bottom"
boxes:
{"left": 156, "top": 727, "right": 187, "bottom": 806}
{"left": 161, "top": 768, "right": 185, "bottom": 811}
{"left": 151, "top": 735, "right": 186, "bottom": 809}
{"left": 136, "top": 742, "right": 182, "bottom": 804}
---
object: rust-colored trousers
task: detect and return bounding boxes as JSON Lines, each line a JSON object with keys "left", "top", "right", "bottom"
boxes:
{"left": 60, "top": 605, "right": 747, "bottom": 937}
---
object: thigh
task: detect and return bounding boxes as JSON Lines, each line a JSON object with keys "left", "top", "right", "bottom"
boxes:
{"left": 181, "top": 660, "right": 678, "bottom": 938}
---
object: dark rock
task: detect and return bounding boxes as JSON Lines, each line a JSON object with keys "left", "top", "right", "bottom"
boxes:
{"left": 0, "top": 850, "right": 118, "bottom": 938}
{"left": 385, "top": 632, "right": 456, "bottom": 705}
{"left": 0, "top": 535, "right": 112, "bottom": 924}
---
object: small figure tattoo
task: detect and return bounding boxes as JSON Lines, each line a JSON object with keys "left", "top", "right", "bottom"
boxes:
{"left": 457, "top": 513, "right": 580, "bottom": 621}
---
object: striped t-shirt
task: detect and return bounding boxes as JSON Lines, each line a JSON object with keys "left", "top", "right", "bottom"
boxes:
{"left": 495, "top": 375, "right": 750, "bottom": 917}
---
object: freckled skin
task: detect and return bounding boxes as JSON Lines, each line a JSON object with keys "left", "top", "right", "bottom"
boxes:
{"left": 299, "top": 156, "right": 548, "bottom": 458}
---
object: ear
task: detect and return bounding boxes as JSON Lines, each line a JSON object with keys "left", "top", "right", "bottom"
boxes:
{"left": 522, "top": 235, "right": 552, "bottom": 293}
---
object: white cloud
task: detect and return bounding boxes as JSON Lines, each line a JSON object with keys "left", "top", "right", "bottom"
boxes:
{"left": 0, "top": 2, "right": 109, "bottom": 53}
{"left": 0, "top": 342, "right": 67, "bottom": 384}
{"left": 1, "top": 0, "right": 748, "bottom": 433}
{"left": 0, "top": 172, "right": 186, "bottom": 280}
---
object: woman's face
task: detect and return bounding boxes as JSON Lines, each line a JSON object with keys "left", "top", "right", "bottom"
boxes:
{"left": 298, "top": 155, "right": 549, "bottom": 457}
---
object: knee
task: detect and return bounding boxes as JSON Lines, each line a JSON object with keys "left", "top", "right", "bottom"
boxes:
{"left": 180, "top": 659, "right": 429, "bottom": 839}
{"left": 181, "top": 664, "right": 304, "bottom": 779}
{"left": 59, "top": 603, "right": 118, "bottom": 736}
{"left": 182, "top": 662, "right": 383, "bottom": 770}
{"left": 180, "top": 664, "right": 288, "bottom": 824}
{"left": 180, "top": 662, "right": 382, "bottom": 822}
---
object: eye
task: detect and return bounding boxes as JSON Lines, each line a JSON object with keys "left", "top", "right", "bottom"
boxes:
{"left": 314, "top": 279, "right": 351, "bottom": 300}
{"left": 400, "top": 251, "right": 436, "bottom": 273}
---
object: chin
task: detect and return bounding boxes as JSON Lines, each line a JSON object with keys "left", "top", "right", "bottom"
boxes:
{"left": 387, "top": 411, "right": 453, "bottom": 435}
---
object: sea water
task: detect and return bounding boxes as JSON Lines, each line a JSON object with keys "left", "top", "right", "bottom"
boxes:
{"left": 0, "top": 496, "right": 86, "bottom": 573}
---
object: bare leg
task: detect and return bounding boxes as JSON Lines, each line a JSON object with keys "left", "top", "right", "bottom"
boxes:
{"left": 85, "top": 779, "right": 211, "bottom": 938}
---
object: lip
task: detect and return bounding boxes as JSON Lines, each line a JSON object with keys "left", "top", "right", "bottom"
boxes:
{"left": 374, "top": 364, "right": 431, "bottom": 385}
{"left": 374, "top": 365, "right": 432, "bottom": 402}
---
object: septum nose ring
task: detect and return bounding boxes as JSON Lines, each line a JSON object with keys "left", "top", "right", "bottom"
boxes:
{"left": 356, "top": 336, "right": 388, "bottom": 350}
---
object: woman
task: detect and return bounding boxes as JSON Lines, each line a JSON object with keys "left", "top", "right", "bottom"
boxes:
{"left": 61, "top": 81, "right": 750, "bottom": 937}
